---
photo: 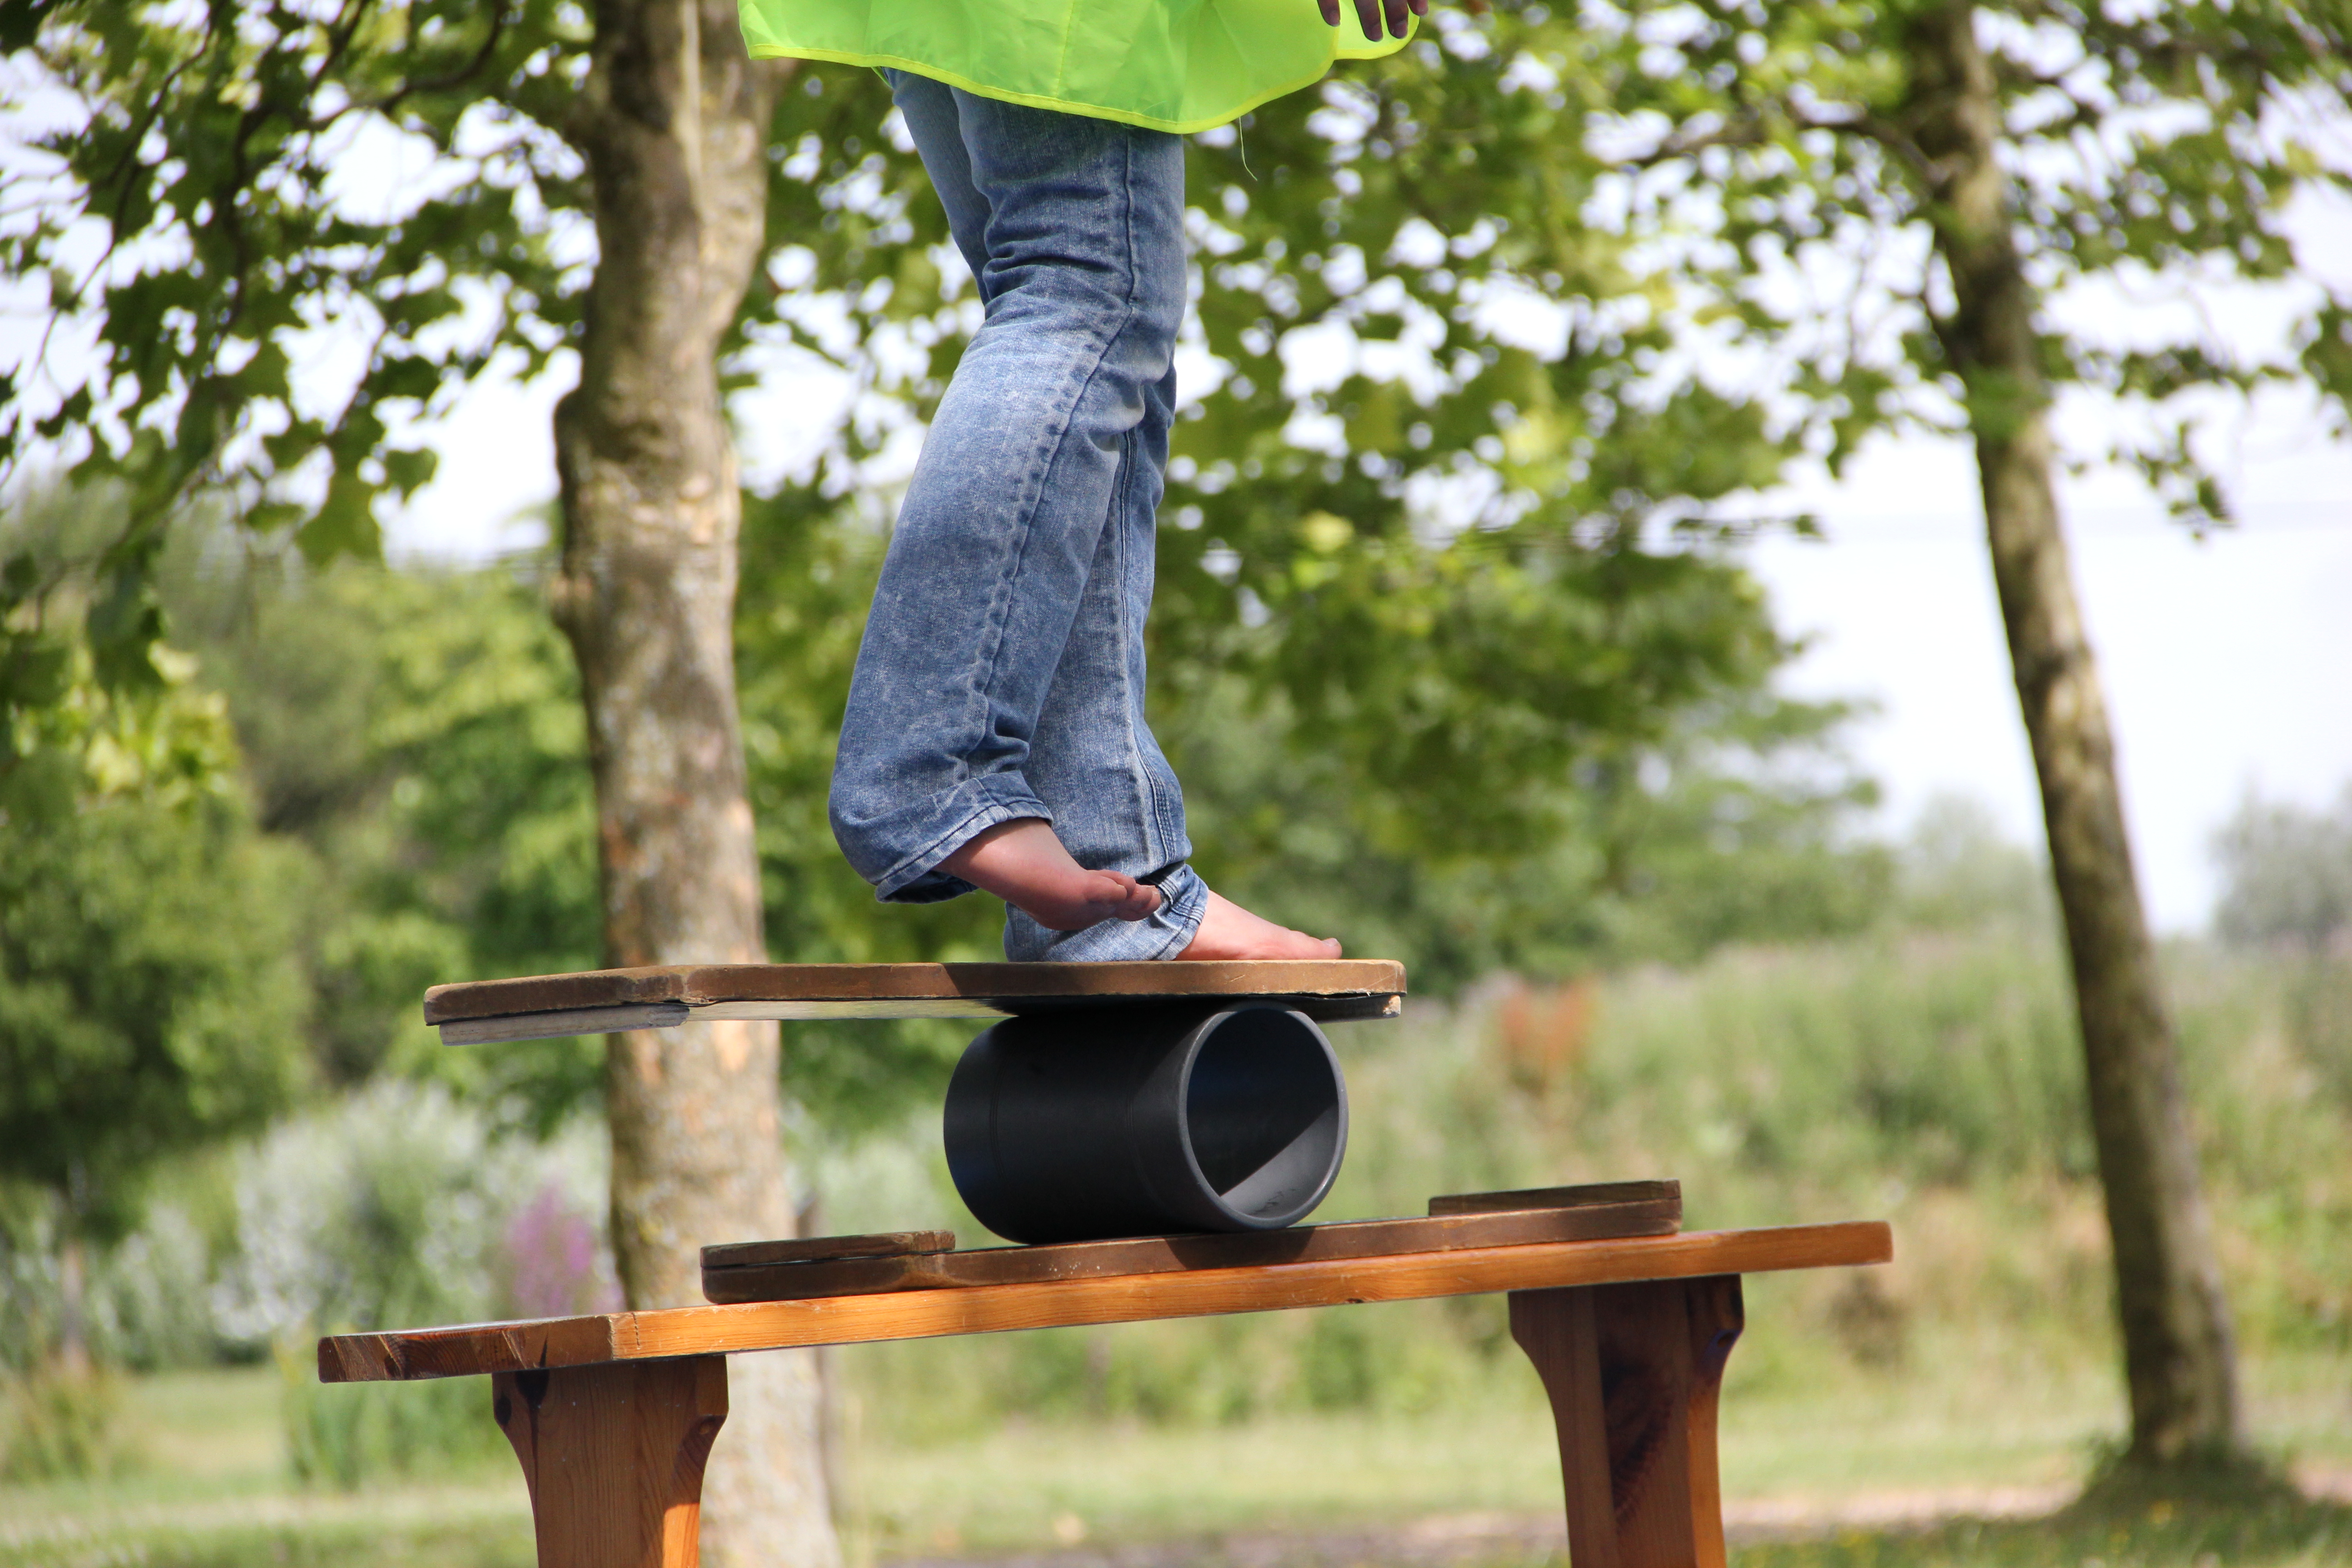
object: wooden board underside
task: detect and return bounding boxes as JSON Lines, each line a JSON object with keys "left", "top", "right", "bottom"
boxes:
{"left": 424, "top": 960, "right": 1407, "bottom": 1034}
{"left": 703, "top": 1197, "right": 1682, "bottom": 1302}
{"left": 319, "top": 1221, "right": 1891, "bottom": 1383}
{"left": 442, "top": 990, "right": 1401, "bottom": 1043}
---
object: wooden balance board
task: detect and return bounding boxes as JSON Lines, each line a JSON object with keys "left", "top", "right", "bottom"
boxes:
{"left": 426, "top": 959, "right": 1408, "bottom": 1044}
{"left": 701, "top": 1181, "right": 1681, "bottom": 1303}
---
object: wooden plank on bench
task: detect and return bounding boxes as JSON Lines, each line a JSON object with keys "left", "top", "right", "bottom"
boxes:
{"left": 701, "top": 1183, "right": 1683, "bottom": 1302}
{"left": 426, "top": 959, "right": 1408, "bottom": 1043}
{"left": 319, "top": 1221, "right": 1889, "bottom": 1383}
{"left": 1429, "top": 1179, "right": 1680, "bottom": 1216}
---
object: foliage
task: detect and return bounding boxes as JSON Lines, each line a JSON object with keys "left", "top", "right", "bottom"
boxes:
{"left": 1161, "top": 673, "right": 1892, "bottom": 989}
{"left": 0, "top": 485, "right": 241, "bottom": 817}
{"left": 0, "top": 784, "right": 309, "bottom": 1251}
{"left": 1892, "top": 794, "right": 2053, "bottom": 935}
{"left": 0, "top": 1364, "right": 133, "bottom": 1481}
{"left": 0, "top": 1193, "right": 222, "bottom": 1374}
{"left": 206, "top": 1080, "right": 611, "bottom": 1487}
{"left": 160, "top": 539, "right": 603, "bottom": 1106}
{"left": 276, "top": 1344, "right": 504, "bottom": 1491}
{"left": 2212, "top": 785, "right": 2352, "bottom": 951}
{"left": 0, "top": 488, "right": 301, "bottom": 1294}
{"left": 7, "top": 4, "right": 1876, "bottom": 931}
{"left": 1567, "top": 0, "right": 2352, "bottom": 514}
{"left": 0, "top": 0, "right": 581, "bottom": 609}
{"left": 211, "top": 1079, "right": 612, "bottom": 1348}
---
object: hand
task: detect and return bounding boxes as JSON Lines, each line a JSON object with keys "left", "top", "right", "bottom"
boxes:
{"left": 1318, "top": 0, "right": 1427, "bottom": 42}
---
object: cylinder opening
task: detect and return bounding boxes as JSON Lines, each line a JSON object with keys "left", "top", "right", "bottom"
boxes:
{"left": 1182, "top": 1009, "right": 1347, "bottom": 1226}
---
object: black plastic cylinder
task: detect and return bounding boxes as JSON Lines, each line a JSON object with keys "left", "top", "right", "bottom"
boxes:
{"left": 942, "top": 1004, "right": 1349, "bottom": 1245}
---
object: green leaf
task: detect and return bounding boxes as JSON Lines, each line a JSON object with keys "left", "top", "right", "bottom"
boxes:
{"left": 299, "top": 472, "right": 383, "bottom": 565}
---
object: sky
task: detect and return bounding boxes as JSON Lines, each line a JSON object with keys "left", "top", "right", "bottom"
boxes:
{"left": 1748, "top": 427, "right": 2352, "bottom": 933}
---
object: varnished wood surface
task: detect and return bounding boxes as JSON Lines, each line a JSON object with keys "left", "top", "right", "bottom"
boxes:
{"left": 321, "top": 1222, "right": 1889, "bottom": 1383}
{"left": 493, "top": 1355, "right": 728, "bottom": 1568}
{"left": 1510, "top": 1278, "right": 1745, "bottom": 1568}
{"left": 425, "top": 960, "right": 1408, "bottom": 1033}
{"left": 701, "top": 1197, "right": 1682, "bottom": 1303}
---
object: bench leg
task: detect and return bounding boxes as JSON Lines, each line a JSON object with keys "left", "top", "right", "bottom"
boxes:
{"left": 1509, "top": 1275, "right": 1744, "bottom": 1568}
{"left": 493, "top": 1356, "right": 730, "bottom": 1568}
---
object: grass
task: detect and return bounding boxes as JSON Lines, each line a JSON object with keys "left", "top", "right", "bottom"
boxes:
{"left": 1733, "top": 1490, "right": 2352, "bottom": 1568}
{"left": 0, "top": 1368, "right": 528, "bottom": 1568}
{"left": 3, "top": 1329, "right": 2346, "bottom": 1568}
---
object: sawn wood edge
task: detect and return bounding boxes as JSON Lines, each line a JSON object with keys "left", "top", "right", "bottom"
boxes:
{"left": 321, "top": 1222, "right": 1890, "bottom": 1382}
{"left": 422, "top": 960, "right": 1407, "bottom": 1025}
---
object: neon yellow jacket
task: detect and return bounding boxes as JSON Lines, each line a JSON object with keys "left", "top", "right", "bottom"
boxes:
{"left": 736, "top": 0, "right": 1412, "bottom": 135}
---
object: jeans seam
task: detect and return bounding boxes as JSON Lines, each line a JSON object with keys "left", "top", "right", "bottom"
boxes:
{"left": 1112, "top": 132, "right": 1183, "bottom": 868}
{"left": 1107, "top": 428, "right": 1162, "bottom": 868}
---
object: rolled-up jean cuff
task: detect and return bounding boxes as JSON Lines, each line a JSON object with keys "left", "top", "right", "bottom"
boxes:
{"left": 1002, "top": 861, "right": 1209, "bottom": 961}
{"left": 865, "top": 780, "right": 1056, "bottom": 903}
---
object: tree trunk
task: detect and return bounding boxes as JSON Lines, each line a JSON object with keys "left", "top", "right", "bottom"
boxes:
{"left": 57, "top": 1230, "right": 90, "bottom": 1376}
{"left": 552, "top": 5, "right": 839, "bottom": 1564}
{"left": 1900, "top": 2, "right": 2245, "bottom": 1470}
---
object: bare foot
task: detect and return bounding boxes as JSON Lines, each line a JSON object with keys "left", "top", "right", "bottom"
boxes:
{"left": 939, "top": 818, "right": 1162, "bottom": 931}
{"left": 1176, "top": 889, "right": 1343, "bottom": 960}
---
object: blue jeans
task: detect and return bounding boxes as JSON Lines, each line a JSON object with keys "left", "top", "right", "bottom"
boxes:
{"left": 828, "top": 73, "right": 1207, "bottom": 962}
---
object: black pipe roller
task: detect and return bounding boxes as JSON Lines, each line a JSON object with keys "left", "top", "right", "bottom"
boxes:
{"left": 943, "top": 1004, "right": 1349, "bottom": 1245}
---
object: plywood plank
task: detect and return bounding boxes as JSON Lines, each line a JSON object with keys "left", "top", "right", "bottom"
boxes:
{"left": 321, "top": 1222, "right": 1889, "bottom": 1382}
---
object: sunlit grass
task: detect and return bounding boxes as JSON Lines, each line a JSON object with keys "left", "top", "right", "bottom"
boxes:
{"left": 5, "top": 1341, "right": 2347, "bottom": 1568}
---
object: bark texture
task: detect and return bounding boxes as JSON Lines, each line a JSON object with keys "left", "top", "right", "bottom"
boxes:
{"left": 1900, "top": 2, "right": 2244, "bottom": 1467}
{"left": 552, "top": 5, "right": 840, "bottom": 1563}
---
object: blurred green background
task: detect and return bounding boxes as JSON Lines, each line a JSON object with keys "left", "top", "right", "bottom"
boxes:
{"left": 2, "top": 509, "right": 2348, "bottom": 1566}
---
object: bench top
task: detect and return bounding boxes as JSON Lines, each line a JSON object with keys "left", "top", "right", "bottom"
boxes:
{"left": 426, "top": 959, "right": 1408, "bottom": 1043}
{"left": 318, "top": 1221, "right": 1890, "bottom": 1383}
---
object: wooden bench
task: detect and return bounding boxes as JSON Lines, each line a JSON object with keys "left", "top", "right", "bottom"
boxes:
{"left": 318, "top": 1208, "right": 1890, "bottom": 1568}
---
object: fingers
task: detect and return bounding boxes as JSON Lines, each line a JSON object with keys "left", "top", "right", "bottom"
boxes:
{"left": 1341, "top": 0, "right": 1418, "bottom": 40}
{"left": 1319, "top": 0, "right": 1341, "bottom": 22}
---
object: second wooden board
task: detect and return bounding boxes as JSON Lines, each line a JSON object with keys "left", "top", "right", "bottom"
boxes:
{"left": 701, "top": 1185, "right": 1681, "bottom": 1303}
